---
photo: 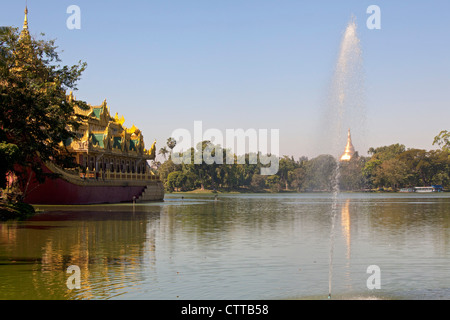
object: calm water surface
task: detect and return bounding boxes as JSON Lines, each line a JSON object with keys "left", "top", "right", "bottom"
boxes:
{"left": 0, "top": 193, "right": 449, "bottom": 300}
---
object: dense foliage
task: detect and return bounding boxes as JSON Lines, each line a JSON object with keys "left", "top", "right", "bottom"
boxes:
{"left": 0, "top": 27, "right": 87, "bottom": 192}
{"left": 156, "top": 140, "right": 450, "bottom": 193}
{"left": 0, "top": 26, "right": 87, "bottom": 217}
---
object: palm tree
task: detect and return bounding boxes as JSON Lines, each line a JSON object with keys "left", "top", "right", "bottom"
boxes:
{"left": 166, "top": 137, "right": 177, "bottom": 159}
{"left": 159, "top": 147, "right": 169, "bottom": 160}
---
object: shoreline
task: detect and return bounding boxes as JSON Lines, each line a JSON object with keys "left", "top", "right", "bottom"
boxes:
{"left": 170, "top": 188, "right": 449, "bottom": 195}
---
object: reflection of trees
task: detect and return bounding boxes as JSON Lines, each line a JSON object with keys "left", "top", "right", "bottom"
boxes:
{"left": 0, "top": 223, "right": 17, "bottom": 245}
{"left": 0, "top": 208, "right": 160, "bottom": 299}
{"left": 335, "top": 197, "right": 450, "bottom": 253}
{"left": 160, "top": 195, "right": 335, "bottom": 248}
{"left": 357, "top": 198, "right": 450, "bottom": 255}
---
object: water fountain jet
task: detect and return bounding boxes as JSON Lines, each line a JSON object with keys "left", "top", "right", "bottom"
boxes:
{"left": 325, "top": 16, "right": 365, "bottom": 299}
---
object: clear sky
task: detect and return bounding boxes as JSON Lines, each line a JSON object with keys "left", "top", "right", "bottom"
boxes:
{"left": 2, "top": 0, "right": 449, "bottom": 160}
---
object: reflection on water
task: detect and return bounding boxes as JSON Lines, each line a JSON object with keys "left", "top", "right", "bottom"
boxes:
{"left": 0, "top": 208, "right": 160, "bottom": 299}
{"left": 341, "top": 199, "right": 351, "bottom": 260}
{"left": 0, "top": 193, "right": 449, "bottom": 300}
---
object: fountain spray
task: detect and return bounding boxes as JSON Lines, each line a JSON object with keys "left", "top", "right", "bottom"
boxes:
{"left": 326, "top": 16, "right": 364, "bottom": 300}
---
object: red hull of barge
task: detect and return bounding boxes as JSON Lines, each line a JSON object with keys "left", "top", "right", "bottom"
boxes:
{"left": 20, "top": 163, "right": 156, "bottom": 205}
{"left": 24, "top": 177, "right": 145, "bottom": 205}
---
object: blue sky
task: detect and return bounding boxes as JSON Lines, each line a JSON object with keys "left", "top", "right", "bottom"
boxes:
{"left": 2, "top": 0, "right": 449, "bottom": 160}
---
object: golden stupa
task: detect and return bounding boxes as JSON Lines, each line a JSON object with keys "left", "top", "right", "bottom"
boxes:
{"left": 19, "top": 6, "right": 30, "bottom": 39}
{"left": 340, "top": 129, "right": 356, "bottom": 161}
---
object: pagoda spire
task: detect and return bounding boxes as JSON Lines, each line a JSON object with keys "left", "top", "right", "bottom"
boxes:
{"left": 23, "top": 6, "right": 29, "bottom": 29}
{"left": 20, "top": 5, "right": 30, "bottom": 39}
{"left": 340, "top": 128, "right": 356, "bottom": 161}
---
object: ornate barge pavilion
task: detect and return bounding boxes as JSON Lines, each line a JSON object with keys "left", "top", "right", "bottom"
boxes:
{"left": 66, "top": 92, "right": 157, "bottom": 180}
{"left": 17, "top": 7, "right": 164, "bottom": 204}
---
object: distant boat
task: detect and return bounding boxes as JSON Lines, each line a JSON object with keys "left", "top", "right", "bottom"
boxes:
{"left": 399, "top": 188, "right": 415, "bottom": 193}
{"left": 414, "top": 186, "right": 444, "bottom": 193}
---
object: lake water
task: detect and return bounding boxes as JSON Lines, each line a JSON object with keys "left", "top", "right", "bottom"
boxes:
{"left": 0, "top": 193, "right": 449, "bottom": 300}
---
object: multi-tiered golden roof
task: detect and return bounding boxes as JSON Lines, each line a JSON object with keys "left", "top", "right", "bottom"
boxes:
{"left": 65, "top": 92, "right": 156, "bottom": 174}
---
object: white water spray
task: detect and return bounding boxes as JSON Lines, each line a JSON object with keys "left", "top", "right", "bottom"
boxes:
{"left": 326, "top": 17, "right": 364, "bottom": 299}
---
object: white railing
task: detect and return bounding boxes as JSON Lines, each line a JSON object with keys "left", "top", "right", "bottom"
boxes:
{"left": 46, "top": 161, "right": 160, "bottom": 185}
{"left": 79, "top": 168, "right": 160, "bottom": 181}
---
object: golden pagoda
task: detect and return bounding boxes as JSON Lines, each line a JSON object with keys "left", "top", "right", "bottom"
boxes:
{"left": 340, "top": 129, "right": 356, "bottom": 161}
{"left": 19, "top": 6, "right": 30, "bottom": 39}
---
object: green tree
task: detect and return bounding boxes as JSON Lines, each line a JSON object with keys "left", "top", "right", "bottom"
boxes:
{"left": 158, "top": 147, "right": 169, "bottom": 160}
{"left": 157, "top": 158, "right": 181, "bottom": 185}
{"left": 180, "top": 171, "right": 198, "bottom": 191}
{"left": 183, "top": 141, "right": 221, "bottom": 190}
{"left": 250, "top": 174, "right": 266, "bottom": 191}
{"left": 166, "top": 171, "right": 182, "bottom": 192}
{"left": 304, "top": 154, "right": 337, "bottom": 191}
{"left": 265, "top": 175, "right": 281, "bottom": 192}
{"left": 289, "top": 167, "right": 306, "bottom": 191}
{"left": 433, "top": 130, "right": 450, "bottom": 151}
{"left": 339, "top": 156, "right": 367, "bottom": 191}
{"left": 364, "top": 144, "right": 406, "bottom": 188}
{"left": 0, "top": 26, "right": 87, "bottom": 201}
{"left": 168, "top": 171, "right": 199, "bottom": 192}
{"left": 166, "top": 137, "right": 177, "bottom": 158}
{"left": 396, "top": 149, "right": 430, "bottom": 186}
{"left": 277, "top": 156, "right": 296, "bottom": 190}
{"left": 367, "top": 144, "right": 406, "bottom": 159}
{"left": 373, "top": 158, "right": 410, "bottom": 190}
{"left": 431, "top": 132, "right": 450, "bottom": 186}
{"left": 425, "top": 150, "right": 450, "bottom": 186}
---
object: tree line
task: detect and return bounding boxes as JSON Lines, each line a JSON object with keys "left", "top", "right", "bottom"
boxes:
{"left": 154, "top": 136, "right": 450, "bottom": 193}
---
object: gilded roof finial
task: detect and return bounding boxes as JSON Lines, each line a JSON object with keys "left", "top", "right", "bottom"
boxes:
{"left": 20, "top": 4, "right": 30, "bottom": 39}
{"left": 23, "top": 5, "right": 28, "bottom": 29}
